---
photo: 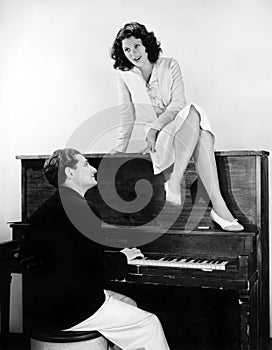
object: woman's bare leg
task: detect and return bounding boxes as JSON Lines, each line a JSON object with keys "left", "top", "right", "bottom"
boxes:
{"left": 167, "top": 105, "right": 200, "bottom": 194}
{"left": 168, "top": 105, "right": 236, "bottom": 222}
{"left": 193, "top": 130, "right": 235, "bottom": 221}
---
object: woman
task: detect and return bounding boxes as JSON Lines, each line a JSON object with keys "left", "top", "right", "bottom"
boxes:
{"left": 110, "top": 22, "right": 243, "bottom": 232}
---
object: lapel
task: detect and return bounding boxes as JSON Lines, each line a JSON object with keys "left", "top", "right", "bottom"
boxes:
{"left": 119, "top": 68, "right": 157, "bottom": 123}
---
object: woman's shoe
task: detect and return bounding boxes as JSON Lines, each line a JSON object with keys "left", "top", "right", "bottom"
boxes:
{"left": 210, "top": 209, "right": 244, "bottom": 232}
{"left": 164, "top": 181, "right": 182, "bottom": 206}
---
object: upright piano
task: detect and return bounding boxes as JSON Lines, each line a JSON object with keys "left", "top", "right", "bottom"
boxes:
{"left": 4, "top": 150, "right": 270, "bottom": 349}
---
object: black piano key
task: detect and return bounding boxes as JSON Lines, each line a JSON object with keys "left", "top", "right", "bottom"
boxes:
{"left": 210, "top": 260, "right": 218, "bottom": 264}
{"left": 150, "top": 256, "right": 162, "bottom": 260}
{"left": 175, "top": 257, "right": 184, "bottom": 262}
{"left": 215, "top": 260, "right": 224, "bottom": 264}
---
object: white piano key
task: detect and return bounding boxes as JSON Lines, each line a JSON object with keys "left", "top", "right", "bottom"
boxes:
{"left": 214, "top": 261, "right": 228, "bottom": 270}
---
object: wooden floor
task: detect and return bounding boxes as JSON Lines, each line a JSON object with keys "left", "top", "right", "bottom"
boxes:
{"left": 1, "top": 334, "right": 272, "bottom": 350}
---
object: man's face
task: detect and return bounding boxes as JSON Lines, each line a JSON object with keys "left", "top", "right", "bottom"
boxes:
{"left": 71, "top": 154, "right": 97, "bottom": 191}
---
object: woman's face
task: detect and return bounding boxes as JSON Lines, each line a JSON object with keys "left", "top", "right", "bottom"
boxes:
{"left": 122, "top": 36, "right": 149, "bottom": 68}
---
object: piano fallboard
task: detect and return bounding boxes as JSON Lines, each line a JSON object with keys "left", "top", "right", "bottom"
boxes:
{"left": 101, "top": 225, "right": 256, "bottom": 255}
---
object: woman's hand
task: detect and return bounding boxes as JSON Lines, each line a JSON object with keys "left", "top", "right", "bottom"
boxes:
{"left": 141, "top": 128, "right": 159, "bottom": 154}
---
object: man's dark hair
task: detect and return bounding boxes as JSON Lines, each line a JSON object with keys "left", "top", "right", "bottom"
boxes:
{"left": 110, "top": 22, "right": 162, "bottom": 71}
{"left": 44, "top": 148, "right": 81, "bottom": 188}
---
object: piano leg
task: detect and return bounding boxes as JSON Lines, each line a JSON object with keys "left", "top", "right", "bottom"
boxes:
{"left": 0, "top": 271, "right": 12, "bottom": 344}
{"left": 239, "top": 280, "right": 259, "bottom": 350}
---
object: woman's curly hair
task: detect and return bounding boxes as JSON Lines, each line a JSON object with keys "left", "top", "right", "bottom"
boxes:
{"left": 110, "top": 22, "right": 162, "bottom": 71}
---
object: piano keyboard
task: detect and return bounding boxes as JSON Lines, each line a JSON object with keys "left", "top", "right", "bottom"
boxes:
{"left": 129, "top": 255, "right": 229, "bottom": 272}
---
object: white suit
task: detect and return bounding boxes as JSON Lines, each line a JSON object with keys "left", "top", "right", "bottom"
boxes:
{"left": 114, "top": 57, "right": 214, "bottom": 174}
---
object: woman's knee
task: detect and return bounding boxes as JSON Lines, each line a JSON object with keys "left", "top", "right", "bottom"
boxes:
{"left": 188, "top": 104, "right": 200, "bottom": 124}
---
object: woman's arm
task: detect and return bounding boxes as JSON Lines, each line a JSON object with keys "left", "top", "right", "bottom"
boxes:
{"left": 112, "top": 72, "right": 136, "bottom": 153}
{"left": 150, "top": 59, "right": 187, "bottom": 131}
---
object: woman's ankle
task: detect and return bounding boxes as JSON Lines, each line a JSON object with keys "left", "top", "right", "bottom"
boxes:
{"left": 211, "top": 202, "right": 235, "bottom": 222}
{"left": 167, "top": 176, "right": 182, "bottom": 193}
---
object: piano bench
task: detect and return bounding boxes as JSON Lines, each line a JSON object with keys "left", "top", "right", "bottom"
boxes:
{"left": 30, "top": 330, "right": 108, "bottom": 350}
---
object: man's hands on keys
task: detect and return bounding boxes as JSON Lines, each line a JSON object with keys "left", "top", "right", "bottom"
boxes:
{"left": 120, "top": 247, "right": 144, "bottom": 262}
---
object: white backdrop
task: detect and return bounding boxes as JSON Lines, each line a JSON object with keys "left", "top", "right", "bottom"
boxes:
{"left": 1, "top": 0, "right": 271, "bottom": 334}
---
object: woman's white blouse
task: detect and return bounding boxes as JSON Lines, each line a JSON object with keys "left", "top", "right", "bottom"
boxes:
{"left": 114, "top": 57, "right": 187, "bottom": 152}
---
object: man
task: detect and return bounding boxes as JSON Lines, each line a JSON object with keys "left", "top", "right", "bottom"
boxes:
{"left": 22, "top": 148, "right": 170, "bottom": 350}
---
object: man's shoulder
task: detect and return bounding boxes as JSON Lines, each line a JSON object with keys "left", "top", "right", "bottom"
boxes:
{"left": 84, "top": 189, "right": 101, "bottom": 220}
{"left": 29, "top": 190, "right": 62, "bottom": 225}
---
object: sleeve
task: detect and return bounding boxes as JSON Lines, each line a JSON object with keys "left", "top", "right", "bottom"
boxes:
{"left": 19, "top": 222, "right": 49, "bottom": 272}
{"left": 112, "top": 72, "right": 136, "bottom": 152}
{"left": 149, "top": 59, "right": 187, "bottom": 131}
{"left": 19, "top": 225, "right": 36, "bottom": 261}
{"left": 84, "top": 198, "right": 128, "bottom": 278}
{"left": 20, "top": 207, "right": 48, "bottom": 265}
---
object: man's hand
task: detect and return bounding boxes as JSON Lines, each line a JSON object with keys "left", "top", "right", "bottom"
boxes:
{"left": 120, "top": 247, "right": 144, "bottom": 262}
{"left": 140, "top": 128, "right": 159, "bottom": 154}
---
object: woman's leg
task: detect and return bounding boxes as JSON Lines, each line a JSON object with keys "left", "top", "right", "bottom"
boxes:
{"left": 168, "top": 105, "right": 200, "bottom": 194}
{"left": 193, "top": 130, "right": 235, "bottom": 221}
{"left": 168, "top": 105, "right": 237, "bottom": 222}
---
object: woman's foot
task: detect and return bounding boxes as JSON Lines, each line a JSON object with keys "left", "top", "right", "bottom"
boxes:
{"left": 164, "top": 181, "right": 182, "bottom": 206}
{"left": 210, "top": 209, "right": 244, "bottom": 232}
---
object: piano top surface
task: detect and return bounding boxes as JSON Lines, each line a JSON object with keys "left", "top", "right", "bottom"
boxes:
{"left": 15, "top": 150, "right": 269, "bottom": 159}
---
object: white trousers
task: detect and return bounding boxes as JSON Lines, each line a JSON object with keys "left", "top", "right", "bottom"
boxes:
{"left": 64, "top": 290, "right": 170, "bottom": 350}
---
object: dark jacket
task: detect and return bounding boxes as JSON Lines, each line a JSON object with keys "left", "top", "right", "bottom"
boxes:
{"left": 21, "top": 186, "right": 126, "bottom": 333}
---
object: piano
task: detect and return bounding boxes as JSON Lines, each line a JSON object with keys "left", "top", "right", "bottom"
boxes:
{"left": 2, "top": 150, "right": 270, "bottom": 350}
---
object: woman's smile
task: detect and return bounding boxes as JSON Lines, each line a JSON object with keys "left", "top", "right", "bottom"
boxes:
{"left": 122, "top": 36, "right": 149, "bottom": 68}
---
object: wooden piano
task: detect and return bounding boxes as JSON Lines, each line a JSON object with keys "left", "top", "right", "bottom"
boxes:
{"left": 3, "top": 150, "right": 270, "bottom": 349}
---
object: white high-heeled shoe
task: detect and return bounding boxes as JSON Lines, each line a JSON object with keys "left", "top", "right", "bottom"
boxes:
{"left": 164, "top": 181, "right": 182, "bottom": 206}
{"left": 210, "top": 209, "right": 244, "bottom": 232}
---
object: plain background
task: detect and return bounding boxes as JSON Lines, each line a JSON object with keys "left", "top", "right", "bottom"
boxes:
{"left": 1, "top": 0, "right": 271, "bottom": 334}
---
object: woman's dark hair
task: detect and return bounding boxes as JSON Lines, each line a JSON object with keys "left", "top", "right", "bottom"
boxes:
{"left": 44, "top": 148, "right": 81, "bottom": 188}
{"left": 110, "top": 22, "right": 162, "bottom": 71}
